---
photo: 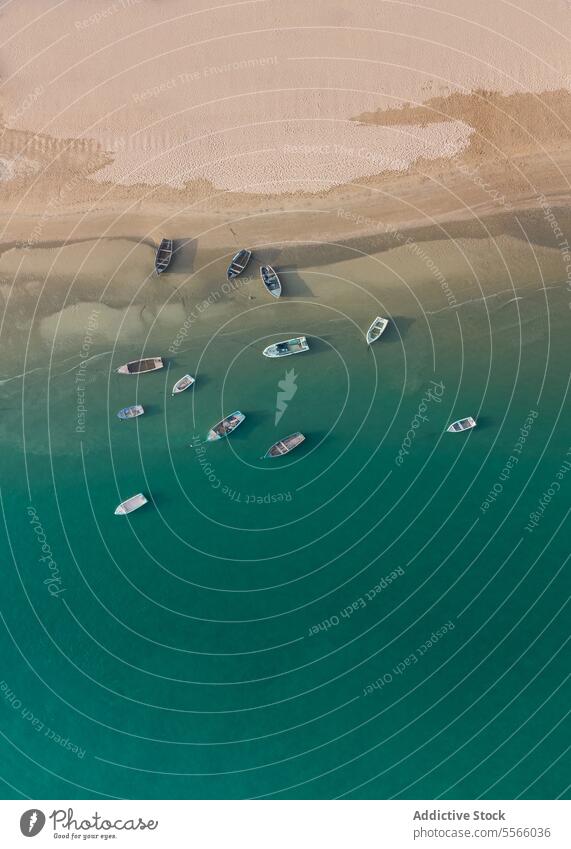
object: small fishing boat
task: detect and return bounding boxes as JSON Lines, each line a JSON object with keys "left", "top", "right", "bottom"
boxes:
{"left": 114, "top": 493, "right": 148, "bottom": 515}
{"left": 366, "top": 316, "right": 389, "bottom": 344}
{"left": 206, "top": 411, "right": 245, "bottom": 441}
{"left": 447, "top": 417, "right": 477, "bottom": 433}
{"left": 116, "top": 357, "right": 164, "bottom": 375}
{"left": 155, "top": 238, "right": 173, "bottom": 274}
{"left": 227, "top": 249, "right": 251, "bottom": 280}
{"left": 264, "top": 432, "right": 305, "bottom": 458}
{"left": 260, "top": 265, "right": 282, "bottom": 298}
{"left": 117, "top": 405, "right": 144, "bottom": 420}
{"left": 172, "top": 374, "right": 195, "bottom": 395}
{"left": 262, "top": 336, "right": 309, "bottom": 358}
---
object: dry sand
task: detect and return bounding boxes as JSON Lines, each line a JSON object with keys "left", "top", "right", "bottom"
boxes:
{"left": 0, "top": 0, "right": 570, "bottom": 248}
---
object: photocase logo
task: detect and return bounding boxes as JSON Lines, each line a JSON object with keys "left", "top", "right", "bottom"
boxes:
{"left": 275, "top": 368, "right": 298, "bottom": 425}
{"left": 20, "top": 809, "right": 45, "bottom": 837}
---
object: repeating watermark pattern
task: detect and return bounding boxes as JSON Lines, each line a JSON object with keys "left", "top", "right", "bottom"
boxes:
{"left": 27, "top": 506, "right": 65, "bottom": 597}
{"left": 337, "top": 208, "right": 457, "bottom": 307}
{"left": 285, "top": 143, "right": 407, "bottom": 171}
{"left": 168, "top": 275, "right": 253, "bottom": 354}
{"left": 451, "top": 156, "right": 514, "bottom": 212}
{"left": 132, "top": 57, "right": 278, "bottom": 102}
{"left": 190, "top": 437, "right": 292, "bottom": 504}
{"left": 75, "top": 310, "right": 100, "bottom": 434}
{"left": 275, "top": 369, "right": 298, "bottom": 426}
{"left": 395, "top": 380, "right": 445, "bottom": 465}
{"left": 3, "top": 86, "right": 44, "bottom": 129}
{"left": 537, "top": 194, "right": 571, "bottom": 296}
{"left": 1, "top": 682, "right": 85, "bottom": 758}
{"left": 480, "top": 409, "right": 538, "bottom": 514}
{"left": 74, "top": 0, "right": 143, "bottom": 30}
{"left": 524, "top": 447, "right": 571, "bottom": 533}
{"left": 308, "top": 566, "right": 405, "bottom": 637}
{"left": 363, "top": 620, "right": 455, "bottom": 695}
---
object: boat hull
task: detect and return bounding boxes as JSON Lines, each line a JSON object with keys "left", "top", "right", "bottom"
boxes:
{"left": 206, "top": 411, "right": 245, "bottom": 441}
{"left": 116, "top": 357, "right": 164, "bottom": 374}
{"left": 265, "top": 432, "right": 305, "bottom": 458}
{"left": 117, "top": 405, "right": 144, "bottom": 420}
{"left": 447, "top": 417, "right": 477, "bottom": 433}
{"left": 262, "top": 336, "right": 309, "bottom": 358}
{"left": 114, "top": 493, "right": 148, "bottom": 515}
{"left": 366, "top": 317, "right": 389, "bottom": 344}
{"left": 260, "top": 265, "right": 282, "bottom": 298}
{"left": 172, "top": 375, "right": 195, "bottom": 395}
{"left": 227, "top": 249, "right": 252, "bottom": 280}
{"left": 155, "top": 239, "right": 173, "bottom": 274}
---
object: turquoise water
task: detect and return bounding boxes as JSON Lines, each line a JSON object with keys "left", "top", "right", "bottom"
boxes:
{"left": 0, "top": 253, "right": 569, "bottom": 799}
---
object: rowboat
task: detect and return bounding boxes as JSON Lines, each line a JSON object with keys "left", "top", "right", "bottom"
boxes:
{"left": 262, "top": 336, "right": 309, "bottom": 358}
{"left": 155, "top": 238, "right": 173, "bottom": 274}
{"left": 206, "top": 411, "right": 245, "bottom": 441}
{"left": 366, "top": 316, "right": 389, "bottom": 344}
{"left": 172, "top": 374, "right": 195, "bottom": 395}
{"left": 447, "top": 417, "right": 477, "bottom": 433}
{"left": 114, "top": 493, "right": 148, "bottom": 515}
{"left": 264, "top": 432, "right": 305, "bottom": 458}
{"left": 227, "top": 249, "right": 251, "bottom": 280}
{"left": 117, "top": 405, "right": 144, "bottom": 420}
{"left": 260, "top": 265, "right": 281, "bottom": 298}
{"left": 116, "top": 357, "right": 164, "bottom": 374}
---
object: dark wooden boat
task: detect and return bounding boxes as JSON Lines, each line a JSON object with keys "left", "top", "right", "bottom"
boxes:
{"left": 264, "top": 432, "right": 305, "bottom": 458}
{"left": 260, "top": 265, "right": 281, "bottom": 298}
{"left": 227, "top": 249, "right": 251, "bottom": 280}
{"left": 116, "top": 357, "right": 164, "bottom": 375}
{"left": 155, "top": 239, "right": 173, "bottom": 274}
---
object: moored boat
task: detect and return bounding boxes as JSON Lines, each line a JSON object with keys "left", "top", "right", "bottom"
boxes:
{"left": 366, "top": 316, "right": 389, "bottom": 344}
{"left": 264, "top": 432, "right": 305, "bottom": 458}
{"left": 114, "top": 493, "right": 148, "bottom": 515}
{"left": 172, "top": 374, "right": 195, "bottom": 395}
{"left": 116, "top": 357, "right": 164, "bottom": 375}
{"left": 260, "top": 265, "right": 281, "bottom": 298}
{"left": 206, "top": 411, "right": 245, "bottom": 441}
{"left": 262, "top": 336, "right": 309, "bottom": 358}
{"left": 227, "top": 249, "right": 251, "bottom": 280}
{"left": 117, "top": 405, "right": 144, "bottom": 420}
{"left": 447, "top": 417, "right": 477, "bottom": 433}
{"left": 155, "top": 238, "right": 173, "bottom": 274}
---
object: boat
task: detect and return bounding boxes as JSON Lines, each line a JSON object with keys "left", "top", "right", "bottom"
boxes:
{"left": 264, "top": 432, "right": 305, "bottom": 458}
{"left": 366, "top": 316, "right": 389, "bottom": 344}
{"left": 262, "top": 336, "right": 309, "bottom": 358}
{"left": 117, "top": 405, "right": 144, "bottom": 420}
{"left": 227, "top": 249, "right": 251, "bottom": 280}
{"left": 447, "top": 417, "right": 477, "bottom": 433}
{"left": 155, "top": 238, "right": 173, "bottom": 274}
{"left": 116, "top": 357, "right": 164, "bottom": 374}
{"left": 260, "top": 265, "right": 281, "bottom": 298}
{"left": 206, "top": 411, "right": 245, "bottom": 441}
{"left": 172, "top": 374, "right": 195, "bottom": 395}
{"left": 114, "top": 493, "right": 148, "bottom": 515}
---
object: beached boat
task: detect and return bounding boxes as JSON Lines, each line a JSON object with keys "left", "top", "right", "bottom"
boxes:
{"left": 206, "top": 411, "right": 245, "bottom": 441}
{"left": 172, "top": 374, "right": 195, "bottom": 395}
{"left": 227, "top": 249, "right": 251, "bottom": 279}
{"left": 117, "top": 405, "right": 144, "bottom": 420}
{"left": 264, "top": 432, "right": 305, "bottom": 458}
{"left": 260, "top": 265, "right": 281, "bottom": 298}
{"left": 116, "top": 357, "right": 164, "bottom": 375}
{"left": 155, "top": 238, "right": 173, "bottom": 274}
{"left": 447, "top": 417, "right": 477, "bottom": 433}
{"left": 262, "top": 336, "right": 309, "bottom": 358}
{"left": 114, "top": 493, "right": 148, "bottom": 515}
{"left": 366, "top": 316, "right": 389, "bottom": 344}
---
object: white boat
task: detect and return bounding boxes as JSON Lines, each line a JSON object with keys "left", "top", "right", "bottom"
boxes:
{"left": 447, "top": 417, "right": 477, "bottom": 433}
{"left": 260, "top": 265, "right": 282, "bottom": 298}
{"left": 116, "top": 357, "right": 164, "bottom": 375}
{"left": 172, "top": 374, "right": 195, "bottom": 395}
{"left": 264, "top": 432, "right": 305, "bottom": 458}
{"left": 262, "top": 336, "right": 309, "bottom": 358}
{"left": 366, "top": 317, "right": 389, "bottom": 344}
{"left": 227, "top": 249, "right": 251, "bottom": 280}
{"left": 114, "top": 493, "right": 148, "bottom": 515}
{"left": 206, "top": 411, "right": 245, "bottom": 441}
{"left": 117, "top": 405, "right": 144, "bottom": 420}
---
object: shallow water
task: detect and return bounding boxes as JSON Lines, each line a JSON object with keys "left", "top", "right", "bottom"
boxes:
{"left": 0, "top": 237, "right": 569, "bottom": 799}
